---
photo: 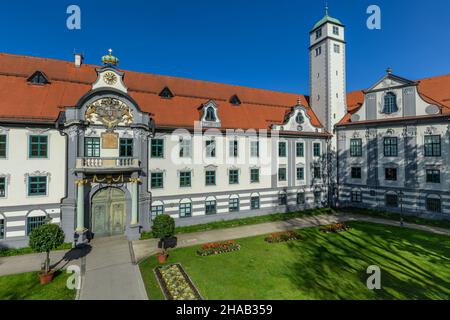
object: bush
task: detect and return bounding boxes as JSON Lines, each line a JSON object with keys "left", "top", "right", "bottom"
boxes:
{"left": 152, "top": 214, "right": 175, "bottom": 242}
{"left": 29, "top": 224, "right": 65, "bottom": 274}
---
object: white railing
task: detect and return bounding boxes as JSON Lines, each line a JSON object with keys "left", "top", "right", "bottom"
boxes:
{"left": 76, "top": 157, "right": 140, "bottom": 170}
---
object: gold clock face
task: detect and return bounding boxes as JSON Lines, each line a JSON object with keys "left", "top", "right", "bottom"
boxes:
{"left": 103, "top": 72, "right": 118, "bottom": 85}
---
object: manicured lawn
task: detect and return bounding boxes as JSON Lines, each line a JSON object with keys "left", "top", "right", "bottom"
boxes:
{"left": 139, "top": 221, "right": 450, "bottom": 300}
{"left": 141, "top": 207, "right": 333, "bottom": 240}
{"left": 0, "top": 271, "right": 76, "bottom": 300}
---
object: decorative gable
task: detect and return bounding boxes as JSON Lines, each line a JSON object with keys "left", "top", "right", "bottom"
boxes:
{"left": 200, "top": 100, "right": 221, "bottom": 128}
{"left": 27, "top": 71, "right": 49, "bottom": 85}
{"left": 92, "top": 50, "right": 127, "bottom": 93}
{"left": 272, "top": 101, "right": 322, "bottom": 133}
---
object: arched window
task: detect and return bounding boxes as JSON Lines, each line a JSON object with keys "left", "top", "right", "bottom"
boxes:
{"left": 383, "top": 92, "right": 398, "bottom": 114}
{"left": 296, "top": 113, "right": 304, "bottom": 124}
{"left": 179, "top": 199, "right": 192, "bottom": 218}
{"left": 205, "top": 107, "right": 216, "bottom": 121}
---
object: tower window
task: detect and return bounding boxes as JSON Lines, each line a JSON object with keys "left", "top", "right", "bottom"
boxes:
{"left": 382, "top": 92, "right": 398, "bottom": 114}
{"left": 315, "top": 28, "right": 322, "bottom": 39}
{"left": 333, "top": 26, "right": 339, "bottom": 35}
{"left": 315, "top": 47, "right": 322, "bottom": 56}
{"left": 334, "top": 44, "right": 340, "bottom": 53}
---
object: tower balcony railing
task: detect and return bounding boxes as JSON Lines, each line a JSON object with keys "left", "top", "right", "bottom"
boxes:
{"left": 75, "top": 157, "right": 141, "bottom": 173}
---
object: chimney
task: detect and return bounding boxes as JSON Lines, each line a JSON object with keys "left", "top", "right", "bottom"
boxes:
{"left": 74, "top": 53, "right": 84, "bottom": 68}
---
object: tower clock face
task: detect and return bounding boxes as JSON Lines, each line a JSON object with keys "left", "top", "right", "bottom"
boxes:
{"left": 103, "top": 72, "right": 118, "bottom": 85}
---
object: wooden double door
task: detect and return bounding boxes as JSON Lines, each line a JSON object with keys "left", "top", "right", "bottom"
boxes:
{"left": 92, "top": 188, "right": 126, "bottom": 237}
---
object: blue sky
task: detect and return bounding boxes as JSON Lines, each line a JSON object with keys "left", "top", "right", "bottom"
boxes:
{"left": 1, "top": 0, "right": 449, "bottom": 94}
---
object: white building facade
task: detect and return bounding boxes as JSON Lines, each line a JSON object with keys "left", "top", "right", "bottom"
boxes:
{"left": 0, "top": 10, "right": 449, "bottom": 248}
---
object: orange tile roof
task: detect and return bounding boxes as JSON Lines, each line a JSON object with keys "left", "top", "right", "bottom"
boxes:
{"left": 0, "top": 53, "right": 324, "bottom": 131}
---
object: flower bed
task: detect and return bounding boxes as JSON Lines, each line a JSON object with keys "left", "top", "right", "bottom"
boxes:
{"left": 154, "top": 264, "right": 203, "bottom": 300}
{"left": 320, "top": 223, "right": 352, "bottom": 233}
{"left": 196, "top": 241, "right": 241, "bottom": 256}
{"left": 265, "top": 231, "right": 302, "bottom": 243}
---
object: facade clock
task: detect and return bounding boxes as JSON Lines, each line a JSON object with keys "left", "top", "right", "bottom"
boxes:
{"left": 103, "top": 72, "right": 118, "bottom": 85}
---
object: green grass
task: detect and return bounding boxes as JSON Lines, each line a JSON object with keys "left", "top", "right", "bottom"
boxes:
{"left": 0, "top": 243, "right": 73, "bottom": 257}
{"left": 139, "top": 221, "right": 450, "bottom": 300}
{"left": 342, "top": 207, "right": 450, "bottom": 229}
{"left": 140, "top": 208, "right": 333, "bottom": 240}
{"left": 0, "top": 271, "right": 76, "bottom": 300}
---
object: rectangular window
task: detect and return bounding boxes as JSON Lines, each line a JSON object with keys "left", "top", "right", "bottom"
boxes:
{"left": 29, "top": 135, "right": 48, "bottom": 158}
{"left": 250, "top": 169, "right": 260, "bottom": 183}
{"left": 205, "top": 140, "right": 216, "bottom": 158}
{"left": 313, "top": 166, "right": 321, "bottom": 179}
{"left": 205, "top": 201, "right": 217, "bottom": 215}
{"left": 150, "top": 173, "right": 164, "bottom": 189}
{"left": 84, "top": 137, "right": 101, "bottom": 158}
{"left": 315, "top": 28, "right": 322, "bottom": 39}
{"left": 27, "top": 216, "right": 45, "bottom": 235}
{"left": 296, "top": 142, "right": 304, "bottom": 157}
{"left": 278, "top": 193, "right": 287, "bottom": 206}
{"left": 297, "top": 193, "right": 305, "bottom": 205}
{"left": 426, "top": 169, "right": 440, "bottom": 183}
{"left": 119, "top": 138, "right": 133, "bottom": 157}
{"left": 334, "top": 44, "right": 340, "bottom": 53}
{"left": 351, "top": 167, "right": 362, "bottom": 179}
{"left": 297, "top": 167, "right": 305, "bottom": 181}
{"left": 0, "top": 177, "right": 5, "bottom": 198}
{"left": 151, "top": 205, "right": 164, "bottom": 216}
{"left": 179, "top": 203, "right": 192, "bottom": 218}
{"left": 229, "top": 198, "right": 239, "bottom": 212}
{"left": 0, "top": 218, "right": 4, "bottom": 239}
{"left": 205, "top": 171, "right": 216, "bottom": 186}
{"left": 333, "top": 26, "right": 339, "bottom": 35}
{"left": 424, "top": 135, "right": 441, "bottom": 157}
{"left": 426, "top": 198, "right": 441, "bottom": 213}
{"left": 278, "top": 168, "right": 287, "bottom": 181}
{"left": 28, "top": 176, "right": 47, "bottom": 196}
{"left": 351, "top": 191, "right": 362, "bottom": 203}
{"left": 179, "top": 138, "right": 192, "bottom": 158}
{"left": 350, "top": 139, "right": 362, "bottom": 157}
{"left": 278, "top": 142, "right": 287, "bottom": 157}
{"left": 313, "top": 143, "right": 321, "bottom": 157}
{"left": 314, "top": 192, "right": 322, "bottom": 204}
{"left": 251, "top": 196, "right": 260, "bottom": 210}
{"left": 385, "top": 194, "right": 399, "bottom": 208}
{"left": 384, "top": 137, "right": 398, "bottom": 157}
{"left": 315, "top": 47, "right": 322, "bottom": 56}
{"left": 229, "top": 140, "right": 238, "bottom": 157}
{"left": 0, "top": 135, "right": 6, "bottom": 158}
{"left": 229, "top": 170, "right": 239, "bottom": 184}
{"left": 250, "top": 141, "right": 259, "bottom": 157}
{"left": 385, "top": 168, "right": 397, "bottom": 181}
{"left": 180, "top": 171, "right": 192, "bottom": 188}
{"left": 151, "top": 139, "right": 164, "bottom": 158}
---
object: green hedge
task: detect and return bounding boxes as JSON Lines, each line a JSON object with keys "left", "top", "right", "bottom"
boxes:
{"left": 141, "top": 207, "right": 333, "bottom": 240}
{"left": 0, "top": 243, "right": 72, "bottom": 258}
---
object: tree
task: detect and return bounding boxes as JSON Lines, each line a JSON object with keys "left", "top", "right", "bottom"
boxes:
{"left": 152, "top": 214, "right": 175, "bottom": 251}
{"left": 29, "top": 223, "right": 65, "bottom": 275}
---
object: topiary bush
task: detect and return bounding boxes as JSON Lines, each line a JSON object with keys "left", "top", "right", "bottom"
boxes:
{"left": 29, "top": 224, "right": 65, "bottom": 274}
{"left": 152, "top": 214, "right": 175, "bottom": 251}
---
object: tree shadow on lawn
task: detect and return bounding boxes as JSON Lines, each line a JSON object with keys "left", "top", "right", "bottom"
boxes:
{"left": 282, "top": 223, "right": 450, "bottom": 300}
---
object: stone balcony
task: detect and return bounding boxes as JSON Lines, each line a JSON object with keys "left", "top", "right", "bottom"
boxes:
{"left": 75, "top": 157, "right": 141, "bottom": 173}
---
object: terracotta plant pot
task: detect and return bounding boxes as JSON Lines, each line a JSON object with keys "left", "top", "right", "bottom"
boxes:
{"left": 157, "top": 253, "right": 168, "bottom": 264}
{"left": 39, "top": 272, "right": 54, "bottom": 285}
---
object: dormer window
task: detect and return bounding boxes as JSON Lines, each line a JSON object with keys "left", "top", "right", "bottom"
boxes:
{"left": 230, "top": 95, "right": 241, "bottom": 106}
{"left": 296, "top": 113, "right": 304, "bottom": 124}
{"left": 205, "top": 107, "right": 216, "bottom": 121}
{"left": 28, "top": 71, "right": 49, "bottom": 85}
{"left": 383, "top": 92, "right": 398, "bottom": 114}
{"left": 159, "top": 87, "right": 174, "bottom": 99}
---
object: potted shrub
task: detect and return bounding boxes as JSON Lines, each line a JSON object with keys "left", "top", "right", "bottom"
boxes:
{"left": 29, "top": 223, "right": 65, "bottom": 285}
{"left": 152, "top": 214, "right": 176, "bottom": 263}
